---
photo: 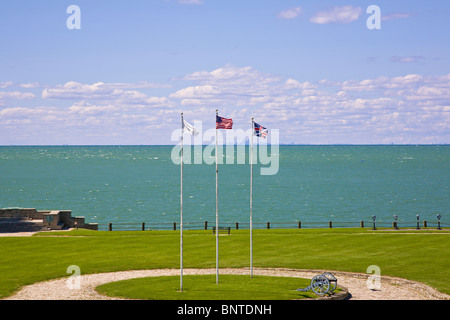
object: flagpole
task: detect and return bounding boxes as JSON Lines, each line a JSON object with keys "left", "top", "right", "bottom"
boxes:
{"left": 180, "top": 113, "right": 184, "bottom": 292}
{"left": 250, "top": 117, "right": 254, "bottom": 278}
{"left": 215, "top": 109, "right": 219, "bottom": 284}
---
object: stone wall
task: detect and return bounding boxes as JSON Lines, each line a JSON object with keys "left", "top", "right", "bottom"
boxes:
{"left": 0, "top": 208, "right": 42, "bottom": 219}
{"left": 0, "top": 208, "right": 98, "bottom": 231}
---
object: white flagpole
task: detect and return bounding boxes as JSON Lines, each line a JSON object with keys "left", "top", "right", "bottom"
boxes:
{"left": 215, "top": 109, "right": 219, "bottom": 284}
{"left": 180, "top": 113, "right": 184, "bottom": 292}
{"left": 250, "top": 117, "right": 254, "bottom": 278}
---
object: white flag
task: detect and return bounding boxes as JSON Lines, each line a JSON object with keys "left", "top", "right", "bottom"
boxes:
{"left": 182, "top": 119, "right": 198, "bottom": 136}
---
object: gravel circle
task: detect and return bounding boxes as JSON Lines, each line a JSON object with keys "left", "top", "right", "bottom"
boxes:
{"left": 4, "top": 268, "right": 449, "bottom": 300}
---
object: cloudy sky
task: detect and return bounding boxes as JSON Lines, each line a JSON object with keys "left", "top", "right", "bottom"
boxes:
{"left": 0, "top": 0, "right": 449, "bottom": 145}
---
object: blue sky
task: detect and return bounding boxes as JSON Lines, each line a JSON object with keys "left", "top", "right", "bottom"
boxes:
{"left": 0, "top": 0, "right": 449, "bottom": 144}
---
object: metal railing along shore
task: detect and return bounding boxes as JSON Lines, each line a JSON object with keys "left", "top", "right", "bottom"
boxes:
{"left": 97, "top": 219, "right": 447, "bottom": 231}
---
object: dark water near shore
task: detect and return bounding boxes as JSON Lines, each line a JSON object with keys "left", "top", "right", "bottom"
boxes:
{"left": 0, "top": 145, "right": 448, "bottom": 229}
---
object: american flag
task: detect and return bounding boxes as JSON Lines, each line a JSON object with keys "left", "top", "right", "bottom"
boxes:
{"left": 254, "top": 122, "right": 268, "bottom": 138}
{"left": 216, "top": 115, "right": 233, "bottom": 129}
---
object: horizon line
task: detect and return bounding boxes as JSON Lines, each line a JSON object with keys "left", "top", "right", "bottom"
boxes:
{"left": 1, "top": 143, "right": 449, "bottom": 147}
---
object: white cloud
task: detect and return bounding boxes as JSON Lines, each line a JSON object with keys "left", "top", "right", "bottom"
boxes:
{"left": 171, "top": 66, "right": 450, "bottom": 143}
{"left": 403, "top": 86, "right": 450, "bottom": 102}
{"left": 1, "top": 67, "right": 449, "bottom": 144}
{"left": 42, "top": 81, "right": 116, "bottom": 99}
{"left": 337, "top": 74, "right": 424, "bottom": 92}
{"left": 171, "top": 65, "right": 283, "bottom": 107}
{"left": 42, "top": 81, "right": 173, "bottom": 107}
{"left": 0, "top": 107, "right": 35, "bottom": 118}
{"left": 277, "top": 7, "right": 302, "bottom": 19}
{"left": 170, "top": 85, "right": 221, "bottom": 99}
{"left": 68, "top": 101, "right": 120, "bottom": 115}
{"left": 42, "top": 81, "right": 169, "bottom": 99}
{"left": 310, "top": 6, "right": 362, "bottom": 24}
{"left": 0, "top": 91, "right": 35, "bottom": 101}
{"left": 0, "top": 81, "right": 14, "bottom": 88}
{"left": 180, "top": 64, "right": 281, "bottom": 84}
{"left": 97, "top": 81, "right": 171, "bottom": 89}
{"left": 284, "top": 78, "right": 317, "bottom": 90}
{"left": 390, "top": 74, "right": 423, "bottom": 86}
{"left": 0, "top": 106, "right": 58, "bottom": 125}
{"left": 20, "top": 82, "right": 41, "bottom": 88}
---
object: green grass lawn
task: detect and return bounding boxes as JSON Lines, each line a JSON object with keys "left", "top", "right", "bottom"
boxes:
{"left": 0, "top": 228, "right": 449, "bottom": 299}
{"left": 96, "top": 275, "right": 316, "bottom": 300}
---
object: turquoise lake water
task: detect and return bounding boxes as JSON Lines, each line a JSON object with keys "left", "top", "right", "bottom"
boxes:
{"left": 0, "top": 145, "right": 448, "bottom": 229}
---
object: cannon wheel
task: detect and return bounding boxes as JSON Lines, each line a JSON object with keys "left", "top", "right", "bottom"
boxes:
{"left": 310, "top": 275, "right": 330, "bottom": 295}
{"left": 322, "top": 272, "right": 337, "bottom": 292}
